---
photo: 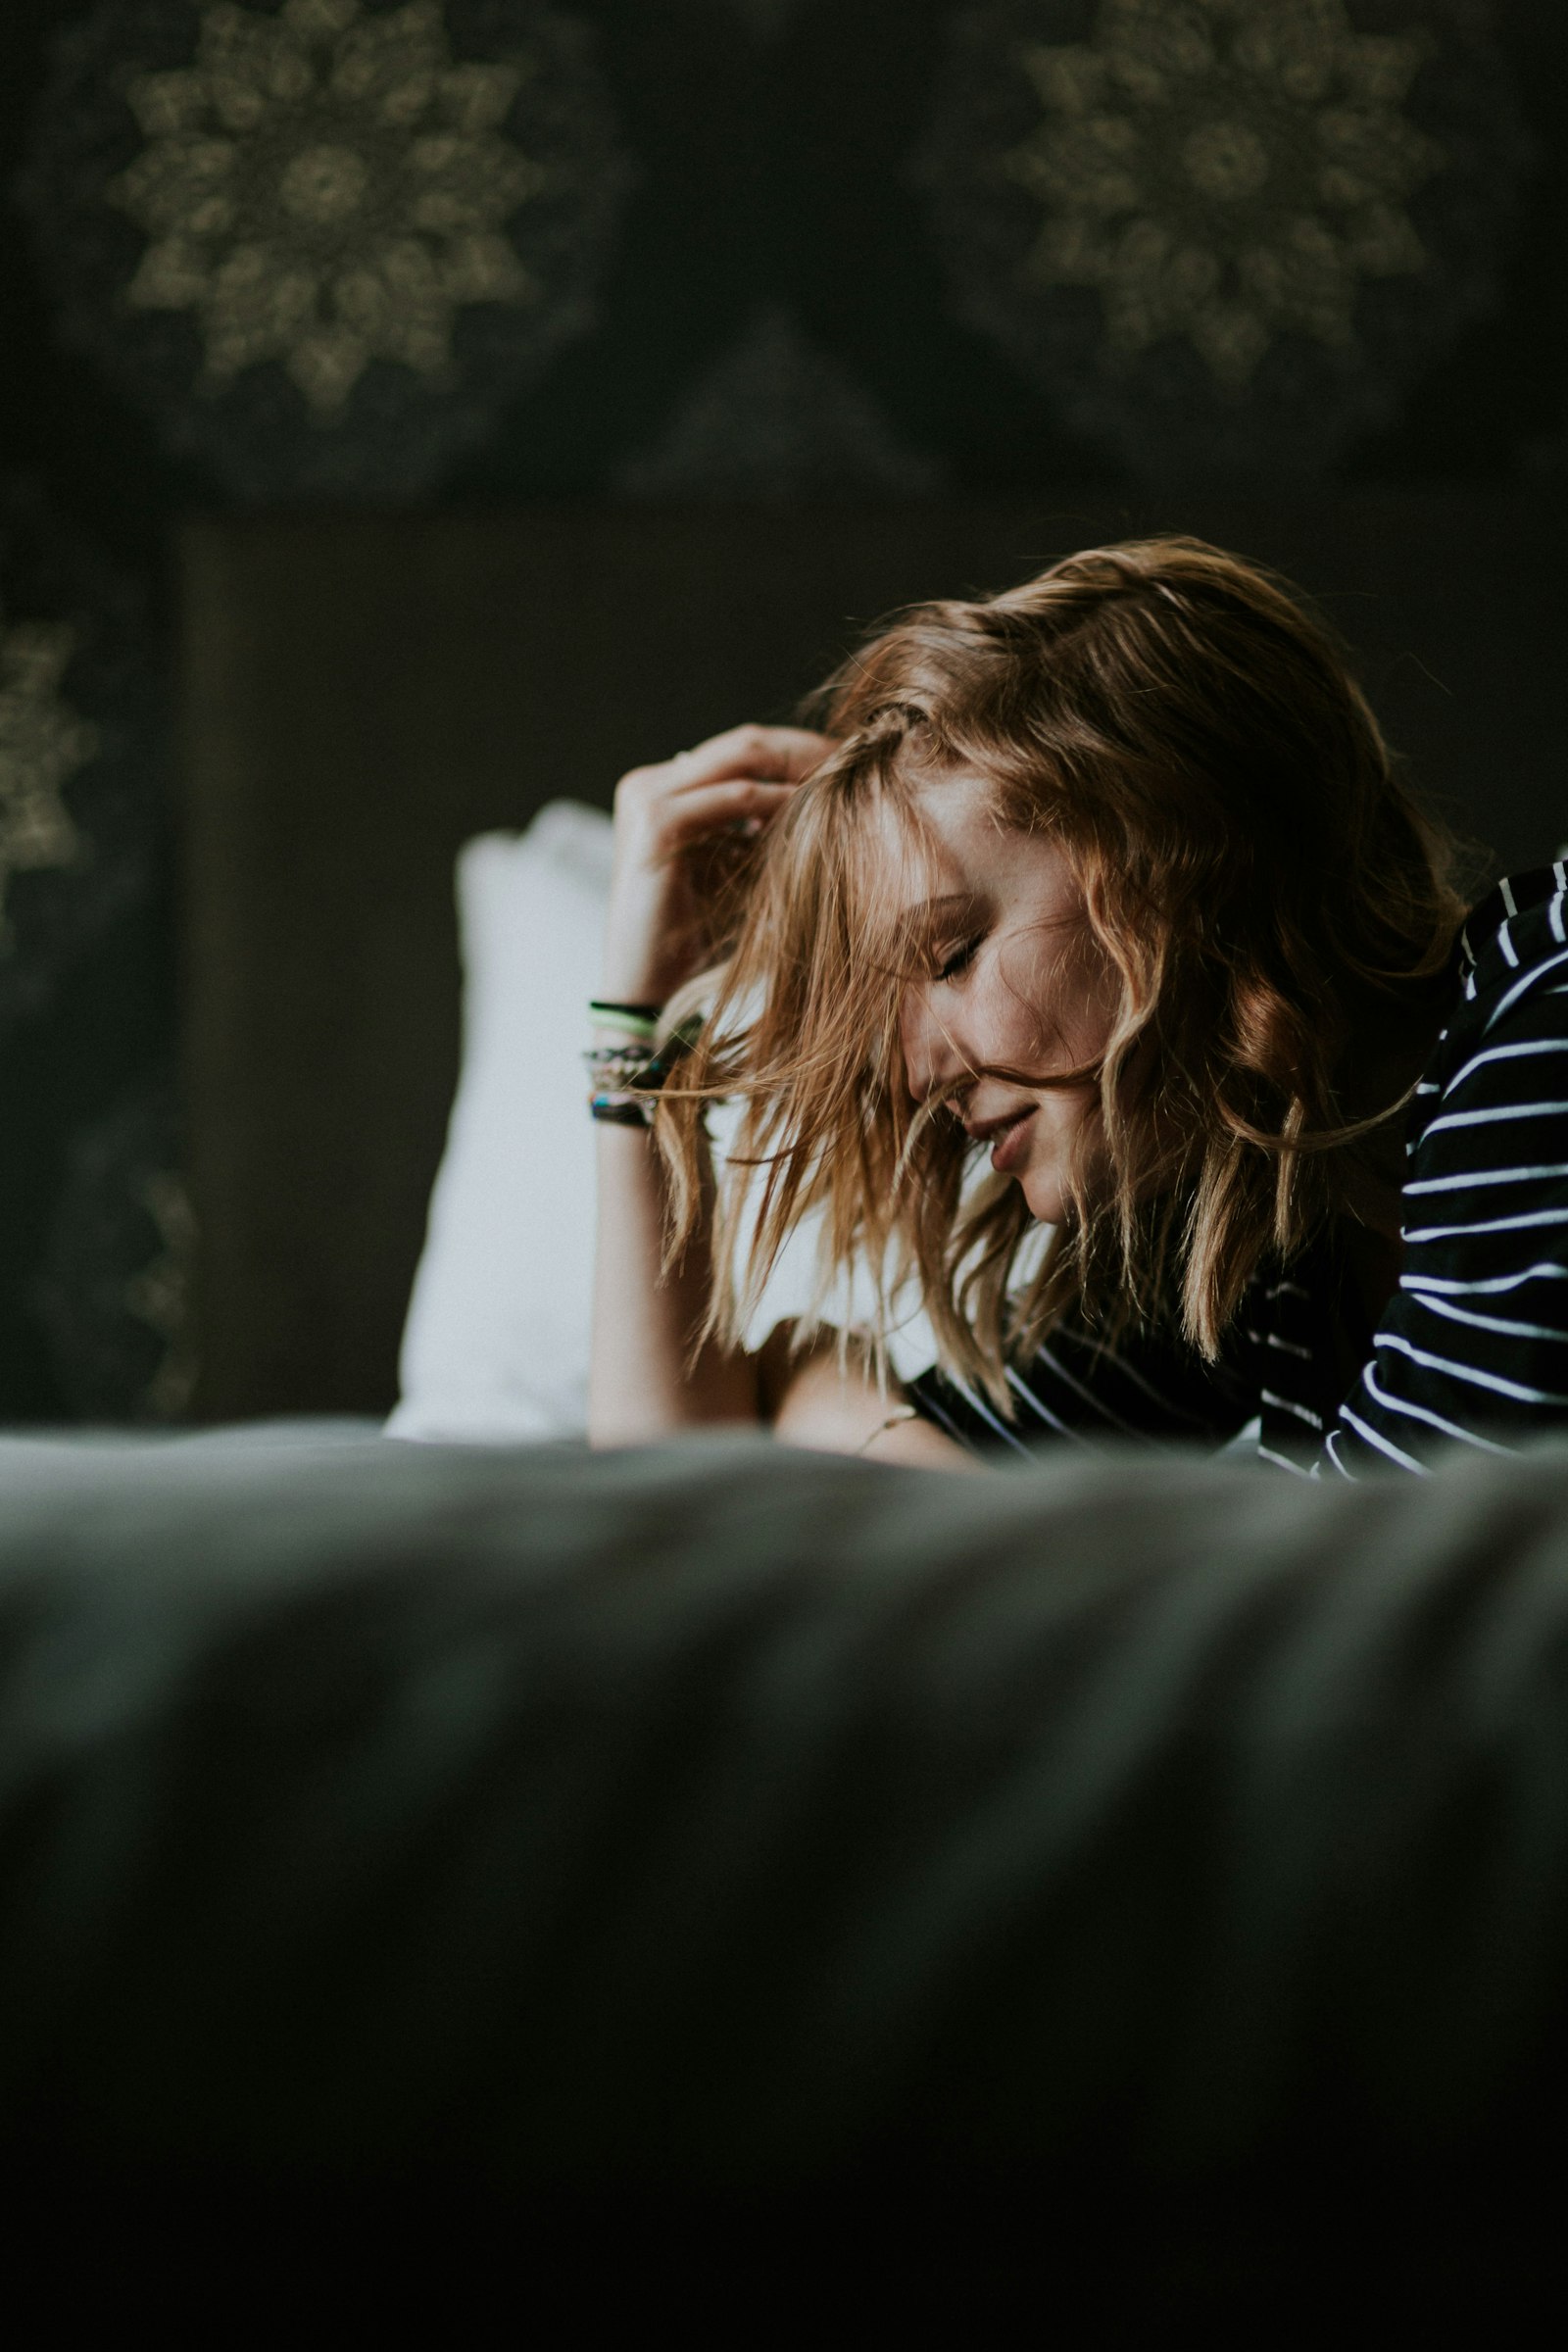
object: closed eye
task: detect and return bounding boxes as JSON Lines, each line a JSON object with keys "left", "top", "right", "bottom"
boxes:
{"left": 935, "top": 935, "right": 981, "bottom": 983}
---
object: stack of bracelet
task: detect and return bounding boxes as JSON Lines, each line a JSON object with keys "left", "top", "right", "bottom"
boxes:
{"left": 585, "top": 999, "right": 701, "bottom": 1126}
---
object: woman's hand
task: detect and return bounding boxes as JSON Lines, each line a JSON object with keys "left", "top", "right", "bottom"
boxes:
{"left": 601, "top": 723, "right": 834, "bottom": 1005}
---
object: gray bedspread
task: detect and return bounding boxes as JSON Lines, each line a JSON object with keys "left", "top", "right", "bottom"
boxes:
{"left": 1, "top": 1425, "right": 1565, "bottom": 2312}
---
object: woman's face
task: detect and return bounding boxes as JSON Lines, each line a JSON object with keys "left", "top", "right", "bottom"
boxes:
{"left": 894, "top": 775, "right": 1119, "bottom": 1225}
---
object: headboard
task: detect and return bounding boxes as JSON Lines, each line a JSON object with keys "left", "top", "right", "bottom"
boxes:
{"left": 179, "top": 495, "right": 1563, "bottom": 1420}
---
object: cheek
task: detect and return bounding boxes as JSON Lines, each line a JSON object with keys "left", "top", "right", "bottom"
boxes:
{"left": 1027, "top": 1084, "right": 1094, "bottom": 1161}
{"left": 983, "top": 931, "right": 1117, "bottom": 1069}
{"left": 968, "top": 963, "right": 1058, "bottom": 1065}
{"left": 1010, "top": 1086, "right": 1109, "bottom": 1223}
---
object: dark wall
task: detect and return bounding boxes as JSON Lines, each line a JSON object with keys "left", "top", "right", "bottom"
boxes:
{"left": 0, "top": 0, "right": 1563, "bottom": 1421}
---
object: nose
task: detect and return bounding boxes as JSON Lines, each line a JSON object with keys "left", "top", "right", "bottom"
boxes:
{"left": 900, "top": 983, "right": 969, "bottom": 1104}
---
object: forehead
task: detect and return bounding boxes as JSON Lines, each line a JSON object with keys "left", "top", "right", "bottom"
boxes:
{"left": 868, "top": 767, "right": 1077, "bottom": 919}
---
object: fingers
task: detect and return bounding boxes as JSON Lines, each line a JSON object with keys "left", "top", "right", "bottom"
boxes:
{"left": 650, "top": 778, "right": 797, "bottom": 856}
{"left": 667, "top": 723, "right": 835, "bottom": 788}
{"left": 615, "top": 725, "right": 828, "bottom": 836}
{"left": 604, "top": 725, "right": 828, "bottom": 1001}
{"left": 612, "top": 723, "right": 833, "bottom": 888}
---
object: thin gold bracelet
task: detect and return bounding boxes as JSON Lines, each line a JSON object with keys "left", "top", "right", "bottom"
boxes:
{"left": 856, "top": 1405, "right": 919, "bottom": 1455}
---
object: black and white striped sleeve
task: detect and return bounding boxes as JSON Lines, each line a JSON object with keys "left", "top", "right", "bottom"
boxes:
{"left": 1321, "top": 877, "right": 1568, "bottom": 1477}
{"left": 906, "top": 1302, "right": 1254, "bottom": 1459}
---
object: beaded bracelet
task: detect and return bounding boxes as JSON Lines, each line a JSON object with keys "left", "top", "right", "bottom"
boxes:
{"left": 589, "top": 1094, "right": 657, "bottom": 1128}
{"left": 584, "top": 1043, "right": 656, "bottom": 1081}
{"left": 586, "top": 1010, "right": 703, "bottom": 1126}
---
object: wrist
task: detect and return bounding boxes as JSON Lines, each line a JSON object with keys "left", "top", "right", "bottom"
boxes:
{"left": 597, "top": 967, "right": 685, "bottom": 1008}
{"left": 585, "top": 1001, "right": 703, "bottom": 1129}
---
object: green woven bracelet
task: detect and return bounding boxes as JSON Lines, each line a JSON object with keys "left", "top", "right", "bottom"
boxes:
{"left": 588, "top": 999, "right": 661, "bottom": 1039}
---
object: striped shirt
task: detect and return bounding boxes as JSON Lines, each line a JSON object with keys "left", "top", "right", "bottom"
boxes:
{"left": 908, "top": 866, "right": 1568, "bottom": 1478}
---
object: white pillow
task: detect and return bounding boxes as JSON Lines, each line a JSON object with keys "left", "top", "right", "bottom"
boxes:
{"left": 389, "top": 802, "right": 935, "bottom": 1444}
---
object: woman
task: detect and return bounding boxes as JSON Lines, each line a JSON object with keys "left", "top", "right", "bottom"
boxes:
{"left": 588, "top": 537, "right": 1568, "bottom": 1475}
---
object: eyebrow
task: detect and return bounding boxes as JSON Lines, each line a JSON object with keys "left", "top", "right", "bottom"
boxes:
{"left": 909, "top": 891, "right": 979, "bottom": 921}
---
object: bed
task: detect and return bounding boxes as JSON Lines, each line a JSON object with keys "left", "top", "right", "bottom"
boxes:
{"left": 4, "top": 1419, "right": 1568, "bottom": 2319}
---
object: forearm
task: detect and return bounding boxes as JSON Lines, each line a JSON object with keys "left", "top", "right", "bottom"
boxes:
{"left": 587, "top": 1129, "right": 975, "bottom": 1463}
{"left": 587, "top": 718, "right": 835, "bottom": 1446}
{"left": 587, "top": 1121, "right": 760, "bottom": 1445}
{"left": 765, "top": 1325, "right": 980, "bottom": 1470}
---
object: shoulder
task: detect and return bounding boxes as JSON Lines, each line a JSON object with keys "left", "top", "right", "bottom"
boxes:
{"left": 1455, "top": 866, "right": 1568, "bottom": 1020}
{"left": 1402, "top": 867, "right": 1568, "bottom": 1159}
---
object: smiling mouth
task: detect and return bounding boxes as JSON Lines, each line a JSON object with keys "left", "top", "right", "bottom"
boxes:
{"left": 965, "top": 1107, "right": 1034, "bottom": 1172}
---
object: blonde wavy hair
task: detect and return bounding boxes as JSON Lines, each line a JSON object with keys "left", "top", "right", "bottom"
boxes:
{"left": 659, "top": 536, "right": 1473, "bottom": 1407}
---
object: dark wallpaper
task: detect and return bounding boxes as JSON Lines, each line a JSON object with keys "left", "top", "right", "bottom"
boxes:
{"left": 0, "top": 0, "right": 1563, "bottom": 1420}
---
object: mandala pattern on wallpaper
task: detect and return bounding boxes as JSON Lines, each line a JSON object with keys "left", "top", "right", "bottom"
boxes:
{"left": 0, "top": 617, "right": 94, "bottom": 947}
{"left": 35, "top": 1082, "right": 198, "bottom": 1425}
{"left": 22, "top": 0, "right": 630, "bottom": 497}
{"left": 921, "top": 0, "right": 1528, "bottom": 475}
{"left": 619, "top": 306, "right": 945, "bottom": 499}
{"left": 0, "top": 487, "right": 165, "bottom": 1036}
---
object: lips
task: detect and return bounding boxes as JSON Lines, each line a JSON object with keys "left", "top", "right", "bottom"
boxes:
{"left": 960, "top": 1105, "right": 1035, "bottom": 1173}
{"left": 988, "top": 1109, "right": 1034, "bottom": 1173}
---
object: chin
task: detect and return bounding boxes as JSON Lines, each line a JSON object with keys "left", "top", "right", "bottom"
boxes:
{"left": 1018, "top": 1167, "right": 1068, "bottom": 1224}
